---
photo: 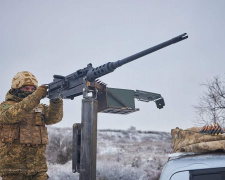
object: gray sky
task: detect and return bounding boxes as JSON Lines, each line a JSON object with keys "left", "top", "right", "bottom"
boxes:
{"left": 1, "top": 0, "right": 225, "bottom": 132}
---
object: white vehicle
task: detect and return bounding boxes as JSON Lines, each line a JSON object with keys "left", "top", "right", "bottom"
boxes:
{"left": 159, "top": 152, "right": 225, "bottom": 180}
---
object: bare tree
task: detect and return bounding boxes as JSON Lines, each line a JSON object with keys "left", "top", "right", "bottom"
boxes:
{"left": 194, "top": 76, "right": 225, "bottom": 127}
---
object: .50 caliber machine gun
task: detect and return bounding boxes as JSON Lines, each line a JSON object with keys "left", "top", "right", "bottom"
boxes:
{"left": 47, "top": 33, "right": 188, "bottom": 113}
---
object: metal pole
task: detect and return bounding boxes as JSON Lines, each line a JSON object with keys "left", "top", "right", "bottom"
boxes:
{"left": 72, "top": 123, "right": 81, "bottom": 173}
{"left": 80, "top": 98, "right": 98, "bottom": 180}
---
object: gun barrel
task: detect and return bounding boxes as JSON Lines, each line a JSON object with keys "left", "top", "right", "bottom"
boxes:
{"left": 113, "top": 33, "right": 188, "bottom": 68}
{"left": 87, "top": 33, "right": 188, "bottom": 81}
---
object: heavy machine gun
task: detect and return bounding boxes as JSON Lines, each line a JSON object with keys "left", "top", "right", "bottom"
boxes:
{"left": 47, "top": 33, "right": 187, "bottom": 112}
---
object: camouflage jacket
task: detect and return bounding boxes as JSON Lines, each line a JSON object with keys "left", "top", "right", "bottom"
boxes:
{"left": 0, "top": 90, "right": 63, "bottom": 145}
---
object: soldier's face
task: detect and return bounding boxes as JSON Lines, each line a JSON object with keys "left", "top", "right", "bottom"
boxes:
{"left": 20, "top": 85, "right": 36, "bottom": 92}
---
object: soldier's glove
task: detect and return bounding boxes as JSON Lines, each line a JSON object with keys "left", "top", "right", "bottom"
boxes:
{"left": 36, "top": 85, "right": 48, "bottom": 99}
{"left": 50, "top": 98, "right": 62, "bottom": 103}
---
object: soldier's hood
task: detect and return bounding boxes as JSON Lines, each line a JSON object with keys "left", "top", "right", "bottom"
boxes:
{"left": 5, "top": 90, "right": 23, "bottom": 102}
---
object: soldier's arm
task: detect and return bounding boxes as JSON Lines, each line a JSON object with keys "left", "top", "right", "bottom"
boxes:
{"left": 0, "top": 91, "right": 41, "bottom": 124}
{"left": 43, "top": 98, "right": 63, "bottom": 125}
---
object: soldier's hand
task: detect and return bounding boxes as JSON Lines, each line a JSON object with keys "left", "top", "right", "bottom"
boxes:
{"left": 36, "top": 85, "right": 48, "bottom": 99}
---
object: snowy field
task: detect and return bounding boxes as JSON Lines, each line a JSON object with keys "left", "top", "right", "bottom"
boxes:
{"left": 47, "top": 127, "right": 172, "bottom": 180}
{"left": 0, "top": 127, "right": 171, "bottom": 180}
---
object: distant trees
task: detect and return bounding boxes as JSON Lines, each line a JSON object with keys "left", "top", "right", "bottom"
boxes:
{"left": 194, "top": 76, "right": 225, "bottom": 127}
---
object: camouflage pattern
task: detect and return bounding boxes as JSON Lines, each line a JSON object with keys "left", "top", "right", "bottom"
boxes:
{"left": 0, "top": 144, "right": 47, "bottom": 176}
{"left": 0, "top": 89, "right": 63, "bottom": 177}
{"left": 172, "top": 127, "right": 225, "bottom": 153}
{"left": 1, "top": 171, "right": 48, "bottom": 180}
{"left": 11, "top": 71, "right": 38, "bottom": 89}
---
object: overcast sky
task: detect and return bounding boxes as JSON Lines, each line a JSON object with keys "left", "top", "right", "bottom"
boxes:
{"left": 1, "top": 1, "right": 225, "bottom": 132}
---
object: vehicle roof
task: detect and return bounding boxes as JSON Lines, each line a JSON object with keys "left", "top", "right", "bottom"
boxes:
{"left": 160, "top": 153, "right": 225, "bottom": 180}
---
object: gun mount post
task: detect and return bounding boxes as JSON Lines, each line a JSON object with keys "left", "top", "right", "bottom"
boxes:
{"left": 72, "top": 123, "right": 81, "bottom": 173}
{"left": 79, "top": 98, "right": 98, "bottom": 180}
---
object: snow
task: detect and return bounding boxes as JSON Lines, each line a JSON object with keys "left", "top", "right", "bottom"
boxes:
{"left": 46, "top": 127, "right": 171, "bottom": 180}
{"left": 48, "top": 161, "right": 79, "bottom": 180}
{"left": 0, "top": 127, "right": 171, "bottom": 180}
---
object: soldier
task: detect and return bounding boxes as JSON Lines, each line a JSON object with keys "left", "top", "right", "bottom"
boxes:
{"left": 0, "top": 71, "right": 63, "bottom": 180}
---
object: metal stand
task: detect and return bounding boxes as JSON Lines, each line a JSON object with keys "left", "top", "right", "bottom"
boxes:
{"left": 72, "top": 81, "right": 166, "bottom": 179}
{"left": 79, "top": 98, "right": 98, "bottom": 180}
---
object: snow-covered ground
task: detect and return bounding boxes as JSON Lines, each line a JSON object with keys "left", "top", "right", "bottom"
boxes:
{"left": 47, "top": 127, "right": 172, "bottom": 180}
{"left": 0, "top": 127, "right": 171, "bottom": 180}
